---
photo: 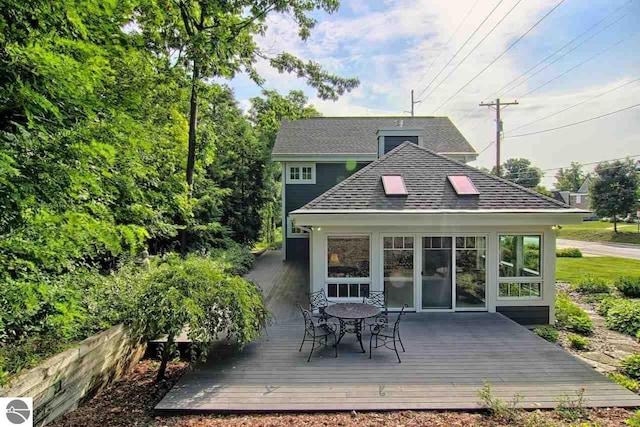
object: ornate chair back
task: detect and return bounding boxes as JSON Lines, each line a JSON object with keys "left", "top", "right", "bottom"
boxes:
{"left": 308, "top": 289, "right": 329, "bottom": 313}
{"left": 393, "top": 304, "right": 408, "bottom": 335}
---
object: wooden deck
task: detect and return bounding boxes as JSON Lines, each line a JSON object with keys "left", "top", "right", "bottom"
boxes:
{"left": 155, "top": 250, "right": 640, "bottom": 412}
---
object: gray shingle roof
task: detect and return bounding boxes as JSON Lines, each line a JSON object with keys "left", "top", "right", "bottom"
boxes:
{"left": 272, "top": 116, "right": 475, "bottom": 156}
{"left": 298, "top": 143, "right": 571, "bottom": 212}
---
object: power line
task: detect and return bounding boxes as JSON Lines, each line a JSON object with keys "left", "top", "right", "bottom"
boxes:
{"left": 432, "top": 0, "right": 567, "bottom": 113}
{"left": 413, "top": 0, "right": 481, "bottom": 92}
{"left": 457, "top": 0, "right": 635, "bottom": 126}
{"left": 415, "top": 0, "right": 506, "bottom": 100}
{"left": 510, "top": 76, "right": 640, "bottom": 132}
{"left": 504, "top": 103, "right": 640, "bottom": 138}
{"left": 490, "top": 0, "right": 634, "bottom": 99}
{"left": 517, "top": 29, "right": 638, "bottom": 100}
{"left": 418, "top": 0, "right": 524, "bottom": 104}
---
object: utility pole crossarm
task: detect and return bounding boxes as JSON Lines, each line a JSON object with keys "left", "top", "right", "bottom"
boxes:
{"left": 479, "top": 98, "right": 518, "bottom": 177}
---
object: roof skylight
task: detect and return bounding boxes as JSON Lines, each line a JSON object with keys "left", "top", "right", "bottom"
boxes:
{"left": 448, "top": 175, "right": 479, "bottom": 195}
{"left": 382, "top": 175, "right": 408, "bottom": 196}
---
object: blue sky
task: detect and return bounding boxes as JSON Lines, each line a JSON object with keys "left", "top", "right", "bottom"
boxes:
{"left": 228, "top": 0, "right": 640, "bottom": 187}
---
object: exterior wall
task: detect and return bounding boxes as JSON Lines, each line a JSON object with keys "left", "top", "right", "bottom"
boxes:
{"left": 309, "top": 225, "right": 556, "bottom": 324}
{"left": 383, "top": 135, "right": 419, "bottom": 154}
{"left": 284, "top": 162, "right": 368, "bottom": 261}
{"left": 0, "top": 324, "right": 145, "bottom": 426}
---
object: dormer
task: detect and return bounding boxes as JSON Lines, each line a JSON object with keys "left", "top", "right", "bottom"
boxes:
{"left": 377, "top": 127, "right": 425, "bottom": 158}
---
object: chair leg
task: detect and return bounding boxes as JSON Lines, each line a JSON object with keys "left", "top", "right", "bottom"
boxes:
{"left": 298, "top": 333, "right": 306, "bottom": 352}
{"left": 369, "top": 334, "right": 373, "bottom": 359}
{"left": 398, "top": 330, "right": 405, "bottom": 352}
{"left": 333, "top": 333, "right": 338, "bottom": 358}
{"left": 307, "top": 340, "right": 314, "bottom": 362}
{"left": 393, "top": 338, "right": 401, "bottom": 363}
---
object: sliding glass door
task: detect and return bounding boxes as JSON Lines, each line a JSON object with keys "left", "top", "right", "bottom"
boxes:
{"left": 383, "top": 236, "right": 414, "bottom": 309}
{"left": 421, "top": 237, "right": 453, "bottom": 309}
{"left": 455, "top": 236, "right": 487, "bottom": 310}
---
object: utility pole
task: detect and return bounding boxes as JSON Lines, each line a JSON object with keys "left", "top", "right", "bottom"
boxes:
{"left": 409, "top": 90, "right": 421, "bottom": 117}
{"left": 479, "top": 98, "right": 518, "bottom": 177}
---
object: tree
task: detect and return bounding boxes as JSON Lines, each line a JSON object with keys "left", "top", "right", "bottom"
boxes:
{"left": 590, "top": 159, "right": 639, "bottom": 232}
{"left": 132, "top": 255, "right": 268, "bottom": 381}
{"left": 136, "top": 0, "right": 359, "bottom": 195}
{"left": 555, "top": 162, "right": 589, "bottom": 192}
{"left": 492, "top": 158, "right": 542, "bottom": 189}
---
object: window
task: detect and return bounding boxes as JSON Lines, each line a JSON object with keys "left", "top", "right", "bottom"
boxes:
{"left": 326, "top": 235, "right": 371, "bottom": 299}
{"left": 455, "top": 236, "right": 486, "bottom": 309}
{"left": 286, "top": 217, "right": 309, "bottom": 238}
{"left": 498, "top": 235, "right": 542, "bottom": 300}
{"left": 327, "top": 236, "right": 370, "bottom": 278}
{"left": 327, "top": 283, "right": 370, "bottom": 298}
{"left": 384, "top": 236, "right": 415, "bottom": 308}
{"left": 286, "top": 163, "right": 315, "bottom": 184}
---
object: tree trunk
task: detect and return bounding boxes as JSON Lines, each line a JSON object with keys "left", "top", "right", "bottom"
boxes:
{"left": 614, "top": 217, "right": 618, "bottom": 233}
{"left": 156, "top": 334, "right": 175, "bottom": 382}
{"left": 181, "top": 62, "right": 200, "bottom": 254}
{"left": 186, "top": 63, "right": 200, "bottom": 195}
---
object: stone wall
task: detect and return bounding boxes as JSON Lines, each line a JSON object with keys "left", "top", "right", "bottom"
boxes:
{"left": 0, "top": 324, "right": 145, "bottom": 426}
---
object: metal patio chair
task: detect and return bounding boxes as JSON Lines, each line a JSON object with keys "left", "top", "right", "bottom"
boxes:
{"left": 363, "top": 290, "right": 388, "bottom": 327}
{"left": 297, "top": 304, "right": 338, "bottom": 362}
{"left": 307, "top": 289, "right": 330, "bottom": 320}
{"left": 369, "top": 304, "right": 407, "bottom": 363}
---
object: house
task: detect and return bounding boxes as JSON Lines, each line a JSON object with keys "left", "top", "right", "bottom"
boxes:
{"left": 272, "top": 116, "right": 587, "bottom": 325}
{"left": 553, "top": 176, "right": 594, "bottom": 219}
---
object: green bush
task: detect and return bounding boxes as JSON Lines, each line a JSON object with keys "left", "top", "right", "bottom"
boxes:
{"left": 534, "top": 327, "right": 559, "bottom": 343}
{"left": 608, "top": 372, "right": 639, "bottom": 392}
{"left": 556, "top": 247, "right": 583, "bottom": 258}
{"left": 597, "top": 296, "right": 621, "bottom": 316}
{"left": 555, "top": 293, "right": 594, "bottom": 335}
{"left": 582, "top": 293, "right": 611, "bottom": 304}
{"left": 622, "top": 354, "right": 640, "bottom": 379}
{"left": 603, "top": 299, "right": 640, "bottom": 336}
{"left": 571, "top": 275, "right": 611, "bottom": 294}
{"left": 208, "top": 242, "right": 255, "bottom": 276}
{"left": 615, "top": 276, "right": 640, "bottom": 298}
{"left": 567, "top": 334, "right": 589, "bottom": 350}
{"left": 627, "top": 410, "right": 640, "bottom": 427}
{"left": 130, "top": 254, "right": 268, "bottom": 380}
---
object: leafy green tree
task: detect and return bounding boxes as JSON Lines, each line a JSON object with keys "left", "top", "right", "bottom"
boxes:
{"left": 135, "top": 0, "right": 359, "bottom": 196}
{"left": 493, "top": 158, "right": 543, "bottom": 189}
{"left": 131, "top": 255, "right": 268, "bottom": 380}
{"left": 590, "top": 160, "right": 639, "bottom": 232}
{"left": 555, "top": 162, "right": 589, "bottom": 192}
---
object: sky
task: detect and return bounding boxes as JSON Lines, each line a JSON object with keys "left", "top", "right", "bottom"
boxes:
{"left": 228, "top": 0, "right": 640, "bottom": 188}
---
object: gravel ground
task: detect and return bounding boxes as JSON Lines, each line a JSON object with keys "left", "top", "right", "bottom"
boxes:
{"left": 50, "top": 359, "right": 637, "bottom": 427}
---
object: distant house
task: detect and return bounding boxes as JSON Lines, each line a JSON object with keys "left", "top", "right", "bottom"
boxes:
{"left": 553, "top": 177, "right": 594, "bottom": 219}
{"left": 272, "top": 116, "right": 587, "bottom": 325}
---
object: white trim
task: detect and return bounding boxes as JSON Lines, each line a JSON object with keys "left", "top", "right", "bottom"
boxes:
{"left": 292, "top": 211, "right": 587, "bottom": 227}
{"left": 286, "top": 162, "right": 316, "bottom": 184}
{"left": 281, "top": 163, "right": 286, "bottom": 261}
{"left": 496, "top": 233, "right": 544, "bottom": 301}
{"left": 287, "top": 217, "right": 309, "bottom": 238}
{"left": 273, "top": 154, "right": 377, "bottom": 162}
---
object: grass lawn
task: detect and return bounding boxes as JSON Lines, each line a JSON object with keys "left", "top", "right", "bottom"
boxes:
{"left": 558, "top": 220, "right": 640, "bottom": 245}
{"left": 557, "top": 256, "right": 640, "bottom": 283}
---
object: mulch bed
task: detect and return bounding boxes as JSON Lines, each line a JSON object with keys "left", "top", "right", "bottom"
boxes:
{"left": 50, "top": 359, "right": 637, "bottom": 427}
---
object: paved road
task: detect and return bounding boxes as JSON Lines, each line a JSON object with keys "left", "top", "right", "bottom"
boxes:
{"left": 557, "top": 239, "right": 640, "bottom": 260}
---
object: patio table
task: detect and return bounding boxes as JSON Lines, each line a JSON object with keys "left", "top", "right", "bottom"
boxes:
{"left": 324, "top": 303, "right": 381, "bottom": 353}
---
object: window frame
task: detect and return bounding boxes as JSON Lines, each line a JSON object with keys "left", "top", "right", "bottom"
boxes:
{"left": 286, "top": 217, "right": 309, "bottom": 239}
{"left": 325, "top": 234, "right": 371, "bottom": 300}
{"left": 286, "top": 163, "right": 316, "bottom": 184}
{"left": 497, "top": 233, "right": 543, "bottom": 301}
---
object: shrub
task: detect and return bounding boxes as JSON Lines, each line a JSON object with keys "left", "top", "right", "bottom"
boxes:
{"left": 534, "top": 327, "right": 559, "bottom": 343}
{"left": 571, "top": 275, "right": 611, "bottom": 294}
{"left": 477, "top": 380, "right": 523, "bottom": 423}
{"left": 608, "top": 372, "right": 639, "bottom": 392}
{"left": 555, "top": 293, "right": 594, "bottom": 335}
{"left": 556, "top": 247, "right": 583, "bottom": 258}
{"left": 597, "top": 296, "right": 621, "bottom": 316}
{"left": 567, "top": 334, "right": 589, "bottom": 350}
{"left": 622, "top": 354, "right": 640, "bottom": 379}
{"left": 582, "top": 293, "right": 611, "bottom": 304}
{"left": 627, "top": 411, "right": 640, "bottom": 427}
{"left": 130, "top": 254, "right": 269, "bottom": 380}
{"left": 555, "top": 388, "right": 588, "bottom": 421}
{"left": 604, "top": 299, "right": 640, "bottom": 336}
{"left": 208, "top": 242, "right": 255, "bottom": 276}
{"left": 615, "top": 276, "right": 640, "bottom": 298}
